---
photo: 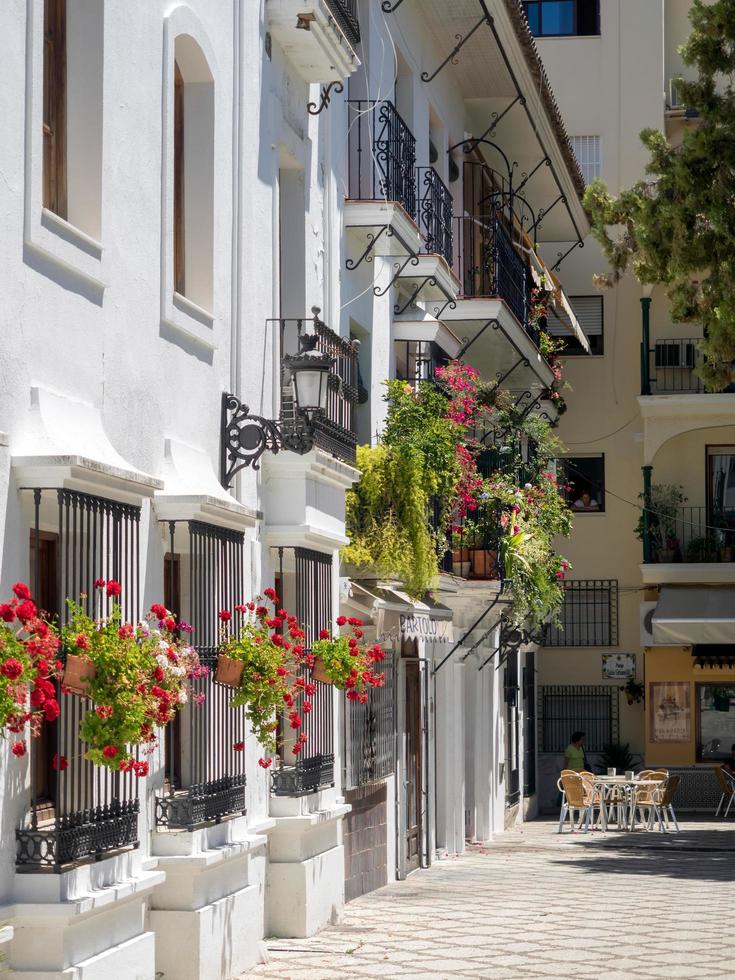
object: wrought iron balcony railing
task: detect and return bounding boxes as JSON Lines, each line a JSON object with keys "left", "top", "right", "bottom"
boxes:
{"left": 642, "top": 505, "right": 735, "bottom": 564}
{"left": 280, "top": 314, "right": 359, "bottom": 466}
{"left": 430, "top": 497, "right": 504, "bottom": 583}
{"left": 417, "top": 167, "right": 453, "bottom": 265}
{"left": 325, "top": 0, "right": 360, "bottom": 47}
{"left": 454, "top": 215, "right": 530, "bottom": 336}
{"left": 644, "top": 337, "right": 706, "bottom": 394}
{"left": 347, "top": 100, "right": 417, "bottom": 218}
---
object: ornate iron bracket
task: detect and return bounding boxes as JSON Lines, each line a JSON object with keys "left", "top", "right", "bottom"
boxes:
{"left": 345, "top": 225, "right": 389, "bottom": 271}
{"left": 393, "top": 276, "right": 455, "bottom": 316}
{"left": 550, "top": 238, "right": 584, "bottom": 272}
{"left": 519, "top": 392, "right": 544, "bottom": 420}
{"left": 220, "top": 393, "right": 313, "bottom": 487}
{"left": 421, "top": 13, "right": 491, "bottom": 84}
{"left": 373, "top": 248, "right": 420, "bottom": 298}
{"left": 456, "top": 318, "right": 499, "bottom": 360}
{"left": 381, "top": 0, "right": 408, "bottom": 10}
{"left": 308, "top": 81, "right": 344, "bottom": 116}
{"left": 452, "top": 96, "right": 523, "bottom": 153}
{"left": 515, "top": 156, "right": 551, "bottom": 195}
{"left": 531, "top": 193, "right": 565, "bottom": 237}
{"left": 494, "top": 354, "right": 531, "bottom": 389}
{"left": 432, "top": 297, "right": 458, "bottom": 319}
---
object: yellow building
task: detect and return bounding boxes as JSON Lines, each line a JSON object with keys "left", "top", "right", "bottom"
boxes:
{"left": 528, "top": 0, "right": 735, "bottom": 810}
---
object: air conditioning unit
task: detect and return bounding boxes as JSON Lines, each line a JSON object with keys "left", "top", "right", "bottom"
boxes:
{"left": 669, "top": 78, "right": 683, "bottom": 109}
{"left": 640, "top": 601, "right": 665, "bottom": 646}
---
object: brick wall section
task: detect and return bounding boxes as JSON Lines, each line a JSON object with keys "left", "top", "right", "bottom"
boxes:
{"left": 343, "top": 783, "right": 388, "bottom": 901}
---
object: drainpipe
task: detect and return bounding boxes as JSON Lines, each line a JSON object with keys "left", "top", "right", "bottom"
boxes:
{"left": 642, "top": 465, "right": 653, "bottom": 563}
{"left": 640, "top": 286, "right": 653, "bottom": 396}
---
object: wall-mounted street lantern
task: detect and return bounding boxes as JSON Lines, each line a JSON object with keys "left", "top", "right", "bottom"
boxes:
{"left": 220, "top": 332, "right": 334, "bottom": 488}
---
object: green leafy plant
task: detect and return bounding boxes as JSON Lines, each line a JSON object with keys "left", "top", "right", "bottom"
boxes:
{"left": 635, "top": 483, "right": 687, "bottom": 556}
{"left": 584, "top": 0, "right": 735, "bottom": 389}
{"left": 62, "top": 582, "right": 204, "bottom": 773}
{"left": 311, "top": 615, "right": 385, "bottom": 698}
{"left": 219, "top": 589, "right": 311, "bottom": 764}
{"left": 621, "top": 678, "right": 645, "bottom": 705}
{"left": 600, "top": 742, "right": 637, "bottom": 774}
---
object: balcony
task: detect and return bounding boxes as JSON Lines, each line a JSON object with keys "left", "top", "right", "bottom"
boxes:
{"left": 641, "top": 502, "right": 735, "bottom": 586}
{"left": 280, "top": 314, "right": 359, "bottom": 466}
{"left": 432, "top": 497, "right": 504, "bottom": 584}
{"left": 267, "top": 0, "right": 359, "bottom": 83}
{"left": 417, "top": 167, "right": 453, "bottom": 266}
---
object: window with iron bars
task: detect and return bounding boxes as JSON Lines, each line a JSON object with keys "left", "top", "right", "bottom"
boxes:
{"left": 538, "top": 684, "right": 619, "bottom": 752}
{"left": 344, "top": 650, "right": 396, "bottom": 790}
{"left": 271, "top": 548, "right": 335, "bottom": 796}
{"left": 17, "top": 488, "right": 141, "bottom": 872}
{"left": 544, "top": 579, "right": 618, "bottom": 647}
{"left": 156, "top": 520, "right": 247, "bottom": 830}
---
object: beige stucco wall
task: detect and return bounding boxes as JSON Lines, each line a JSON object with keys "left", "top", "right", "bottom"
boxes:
{"left": 534, "top": 2, "right": 735, "bottom": 758}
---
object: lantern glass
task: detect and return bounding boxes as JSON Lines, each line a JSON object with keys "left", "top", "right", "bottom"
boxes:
{"left": 287, "top": 348, "right": 333, "bottom": 415}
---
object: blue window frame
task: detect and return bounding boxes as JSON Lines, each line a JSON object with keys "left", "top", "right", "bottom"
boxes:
{"left": 523, "top": 0, "right": 599, "bottom": 37}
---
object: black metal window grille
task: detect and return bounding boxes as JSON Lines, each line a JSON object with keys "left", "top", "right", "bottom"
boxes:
{"left": 325, "top": 0, "right": 360, "bottom": 46}
{"left": 271, "top": 548, "right": 335, "bottom": 796}
{"left": 156, "top": 520, "right": 247, "bottom": 830}
{"left": 544, "top": 579, "right": 618, "bottom": 647}
{"left": 523, "top": 654, "right": 536, "bottom": 796}
{"left": 455, "top": 215, "right": 528, "bottom": 331}
{"left": 539, "top": 684, "right": 618, "bottom": 752}
{"left": 650, "top": 338, "right": 703, "bottom": 393}
{"left": 280, "top": 315, "right": 359, "bottom": 465}
{"left": 417, "top": 167, "right": 453, "bottom": 264}
{"left": 17, "top": 488, "right": 141, "bottom": 872}
{"left": 344, "top": 651, "right": 396, "bottom": 789}
{"left": 347, "top": 100, "right": 417, "bottom": 218}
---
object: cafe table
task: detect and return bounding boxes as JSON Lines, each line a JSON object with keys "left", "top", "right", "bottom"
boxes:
{"left": 588, "top": 775, "right": 661, "bottom": 831}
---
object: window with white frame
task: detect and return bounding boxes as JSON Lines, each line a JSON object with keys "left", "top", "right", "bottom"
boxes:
{"left": 570, "top": 136, "right": 601, "bottom": 185}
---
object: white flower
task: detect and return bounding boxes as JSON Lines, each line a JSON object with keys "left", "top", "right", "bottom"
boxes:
{"left": 524, "top": 483, "right": 532, "bottom": 490}
{"left": 177, "top": 690, "right": 188, "bottom": 704}
{"left": 156, "top": 654, "right": 169, "bottom": 669}
{"left": 137, "top": 621, "right": 150, "bottom": 637}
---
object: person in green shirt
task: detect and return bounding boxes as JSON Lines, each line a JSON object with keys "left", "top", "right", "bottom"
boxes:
{"left": 564, "top": 731, "right": 587, "bottom": 772}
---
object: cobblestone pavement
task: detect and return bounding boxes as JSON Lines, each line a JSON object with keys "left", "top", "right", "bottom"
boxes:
{"left": 247, "top": 817, "right": 735, "bottom": 979}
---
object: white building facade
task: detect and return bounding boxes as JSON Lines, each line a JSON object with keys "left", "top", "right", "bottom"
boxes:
{"left": 0, "top": 1, "right": 587, "bottom": 976}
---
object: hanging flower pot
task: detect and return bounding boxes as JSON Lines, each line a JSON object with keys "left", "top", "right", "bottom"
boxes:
{"left": 214, "top": 653, "right": 245, "bottom": 688}
{"left": 62, "top": 654, "right": 96, "bottom": 696}
{"left": 310, "top": 657, "right": 333, "bottom": 686}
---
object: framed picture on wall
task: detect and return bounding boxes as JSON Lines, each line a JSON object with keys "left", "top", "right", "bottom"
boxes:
{"left": 602, "top": 653, "right": 635, "bottom": 680}
{"left": 650, "top": 681, "right": 691, "bottom": 742}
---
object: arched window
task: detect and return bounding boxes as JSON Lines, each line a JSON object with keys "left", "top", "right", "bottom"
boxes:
{"left": 172, "top": 36, "right": 214, "bottom": 312}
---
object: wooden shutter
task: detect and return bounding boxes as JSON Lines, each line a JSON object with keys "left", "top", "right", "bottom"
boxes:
{"left": 43, "top": 0, "right": 67, "bottom": 218}
{"left": 174, "top": 62, "right": 185, "bottom": 295}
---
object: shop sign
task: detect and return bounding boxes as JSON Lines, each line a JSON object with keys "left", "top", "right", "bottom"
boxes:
{"left": 398, "top": 613, "right": 452, "bottom": 643}
{"left": 650, "top": 681, "right": 691, "bottom": 742}
{"left": 602, "top": 653, "right": 636, "bottom": 680}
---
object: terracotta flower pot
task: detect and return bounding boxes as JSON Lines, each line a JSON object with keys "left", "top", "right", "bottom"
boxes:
{"left": 452, "top": 547, "right": 470, "bottom": 563}
{"left": 470, "top": 549, "right": 498, "bottom": 580}
{"left": 214, "top": 654, "right": 244, "bottom": 688}
{"left": 310, "top": 657, "right": 333, "bottom": 686}
{"left": 63, "top": 654, "right": 96, "bottom": 696}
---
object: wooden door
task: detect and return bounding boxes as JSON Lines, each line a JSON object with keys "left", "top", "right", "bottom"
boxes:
{"left": 404, "top": 656, "right": 422, "bottom": 873}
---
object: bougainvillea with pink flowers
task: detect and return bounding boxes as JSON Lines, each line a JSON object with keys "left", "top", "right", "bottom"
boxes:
{"left": 0, "top": 583, "right": 61, "bottom": 757}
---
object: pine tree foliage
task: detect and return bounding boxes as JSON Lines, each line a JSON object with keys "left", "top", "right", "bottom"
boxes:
{"left": 584, "top": 0, "right": 735, "bottom": 389}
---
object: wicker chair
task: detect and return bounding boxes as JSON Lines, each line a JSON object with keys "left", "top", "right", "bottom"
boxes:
{"left": 558, "top": 771, "right": 596, "bottom": 833}
{"left": 634, "top": 774, "right": 680, "bottom": 832}
{"left": 715, "top": 767, "right": 735, "bottom": 817}
{"left": 651, "top": 774, "right": 681, "bottom": 833}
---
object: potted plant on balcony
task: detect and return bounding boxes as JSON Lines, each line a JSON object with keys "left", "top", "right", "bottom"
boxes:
{"left": 635, "top": 483, "right": 686, "bottom": 562}
{"left": 0, "top": 582, "right": 61, "bottom": 759}
{"left": 62, "top": 581, "right": 205, "bottom": 773}
{"left": 218, "top": 589, "right": 312, "bottom": 764}
{"left": 310, "top": 616, "right": 385, "bottom": 701}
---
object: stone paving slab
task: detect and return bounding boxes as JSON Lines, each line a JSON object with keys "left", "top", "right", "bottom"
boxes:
{"left": 245, "top": 817, "right": 735, "bottom": 980}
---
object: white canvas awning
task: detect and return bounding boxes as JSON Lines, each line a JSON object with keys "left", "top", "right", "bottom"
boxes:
{"left": 652, "top": 587, "right": 735, "bottom": 645}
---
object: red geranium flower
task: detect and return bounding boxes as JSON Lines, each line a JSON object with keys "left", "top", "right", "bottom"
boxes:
{"left": 233, "top": 741, "right": 244, "bottom": 752}
{"left": 164, "top": 617, "right": 176, "bottom": 631}
{"left": 102, "top": 745, "right": 118, "bottom": 759}
{"left": 336, "top": 616, "right": 347, "bottom": 627}
{"left": 150, "top": 603, "right": 167, "bottom": 619}
{"left": 75, "top": 634, "right": 91, "bottom": 650}
{"left": 0, "top": 603, "right": 15, "bottom": 622}
{"left": 263, "top": 587, "right": 278, "bottom": 602}
{"left": 44, "top": 699, "right": 60, "bottom": 721}
{"left": 105, "top": 580, "right": 122, "bottom": 598}
{"left": 1, "top": 658, "right": 23, "bottom": 680}
{"left": 258, "top": 757, "right": 273, "bottom": 769}
{"left": 133, "top": 761, "right": 149, "bottom": 777}
{"left": 94, "top": 578, "right": 106, "bottom": 589}
{"left": 218, "top": 610, "right": 232, "bottom": 622}
{"left": 319, "top": 629, "right": 330, "bottom": 640}
{"left": 15, "top": 600, "right": 37, "bottom": 623}
{"left": 12, "top": 741, "right": 27, "bottom": 757}
{"left": 52, "top": 753, "right": 68, "bottom": 771}
{"left": 118, "top": 624, "right": 134, "bottom": 639}
{"left": 12, "top": 583, "right": 31, "bottom": 600}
